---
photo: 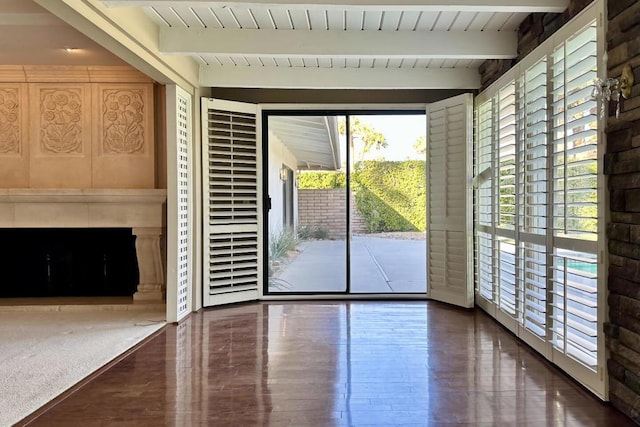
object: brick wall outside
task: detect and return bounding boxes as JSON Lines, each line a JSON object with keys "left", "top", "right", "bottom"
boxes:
{"left": 298, "top": 189, "right": 367, "bottom": 239}
{"left": 603, "top": 0, "right": 640, "bottom": 422}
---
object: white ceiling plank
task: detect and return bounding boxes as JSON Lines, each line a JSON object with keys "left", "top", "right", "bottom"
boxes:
{"left": 318, "top": 57, "right": 332, "bottom": 67}
{"left": 262, "top": 8, "right": 286, "bottom": 28}
{"left": 344, "top": 10, "right": 362, "bottom": 30}
{"left": 166, "top": 5, "right": 202, "bottom": 27}
{"left": 501, "top": 11, "right": 527, "bottom": 30}
{"left": 387, "top": 58, "right": 404, "bottom": 68}
{"left": 345, "top": 58, "right": 360, "bottom": 68}
{"left": 441, "top": 58, "right": 458, "bottom": 68}
{"left": 380, "top": 11, "right": 403, "bottom": 30}
{"left": 360, "top": 58, "right": 375, "bottom": 68}
{"left": 326, "top": 9, "right": 344, "bottom": 29}
{"left": 286, "top": 9, "right": 307, "bottom": 29}
{"left": 432, "top": 11, "right": 458, "bottom": 30}
{"left": 160, "top": 27, "right": 517, "bottom": 58}
{"left": 362, "top": 10, "right": 382, "bottom": 30}
{"left": 290, "top": 57, "right": 305, "bottom": 67}
{"left": 414, "top": 58, "right": 431, "bottom": 68}
{"left": 103, "top": 0, "right": 570, "bottom": 14}
{"left": 307, "top": 9, "right": 326, "bottom": 29}
{"left": 220, "top": 7, "right": 244, "bottom": 27}
{"left": 229, "top": 7, "right": 261, "bottom": 28}
{"left": 413, "top": 11, "right": 437, "bottom": 30}
{"left": 245, "top": 56, "right": 264, "bottom": 66}
{"left": 200, "top": 65, "right": 480, "bottom": 88}
{"left": 151, "top": 6, "right": 187, "bottom": 27}
{"left": 465, "top": 11, "right": 493, "bottom": 30}
{"left": 396, "top": 11, "right": 421, "bottom": 30}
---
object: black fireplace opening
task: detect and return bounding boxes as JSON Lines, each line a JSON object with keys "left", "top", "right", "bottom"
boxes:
{"left": 0, "top": 228, "right": 139, "bottom": 298}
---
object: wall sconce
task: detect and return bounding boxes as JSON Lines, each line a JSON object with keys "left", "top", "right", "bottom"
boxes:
{"left": 279, "top": 167, "right": 288, "bottom": 181}
{"left": 592, "top": 61, "right": 634, "bottom": 119}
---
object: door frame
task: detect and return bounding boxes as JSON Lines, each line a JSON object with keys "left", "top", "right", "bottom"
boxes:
{"left": 261, "top": 104, "right": 430, "bottom": 300}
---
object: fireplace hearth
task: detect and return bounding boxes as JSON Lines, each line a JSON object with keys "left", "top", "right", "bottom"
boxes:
{"left": 0, "top": 189, "right": 167, "bottom": 303}
{"left": 0, "top": 228, "right": 138, "bottom": 298}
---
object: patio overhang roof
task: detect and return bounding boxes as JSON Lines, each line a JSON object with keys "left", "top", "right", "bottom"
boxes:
{"left": 268, "top": 116, "right": 341, "bottom": 171}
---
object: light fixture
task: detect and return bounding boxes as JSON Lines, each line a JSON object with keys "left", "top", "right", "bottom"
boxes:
{"left": 279, "top": 167, "right": 288, "bottom": 181}
{"left": 63, "top": 47, "right": 78, "bottom": 53}
{"left": 592, "top": 52, "right": 634, "bottom": 119}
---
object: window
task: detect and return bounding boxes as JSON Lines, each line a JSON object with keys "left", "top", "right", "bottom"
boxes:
{"left": 473, "top": 2, "right": 604, "bottom": 398}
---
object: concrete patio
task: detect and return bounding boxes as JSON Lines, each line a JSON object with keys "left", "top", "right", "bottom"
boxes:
{"left": 269, "top": 234, "right": 427, "bottom": 293}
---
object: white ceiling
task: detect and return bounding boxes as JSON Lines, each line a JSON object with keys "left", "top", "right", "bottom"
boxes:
{"left": 0, "top": 0, "right": 570, "bottom": 89}
{"left": 97, "top": 0, "right": 569, "bottom": 89}
{"left": 269, "top": 116, "right": 341, "bottom": 170}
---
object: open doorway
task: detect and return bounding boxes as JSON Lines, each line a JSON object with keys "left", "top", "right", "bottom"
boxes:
{"left": 265, "top": 112, "right": 427, "bottom": 294}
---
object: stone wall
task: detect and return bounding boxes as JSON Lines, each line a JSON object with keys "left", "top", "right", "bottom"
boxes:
{"left": 603, "top": 0, "right": 640, "bottom": 422}
{"left": 479, "top": 0, "right": 594, "bottom": 91}
{"left": 0, "top": 65, "right": 156, "bottom": 189}
{"left": 298, "top": 189, "right": 367, "bottom": 239}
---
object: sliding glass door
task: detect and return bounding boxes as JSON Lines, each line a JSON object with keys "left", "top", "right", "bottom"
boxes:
{"left": 265, "top": 112, "right": 427, "bottom": 295}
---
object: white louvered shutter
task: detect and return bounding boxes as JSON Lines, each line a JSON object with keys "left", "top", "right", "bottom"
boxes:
{"left": 202, "top": 99, "right": 261, "bottom": 307}
{"left": 550, "top": 22, "right": 599, "bottom": 369}
{"left": 473, "top": 12, "right": 603, "bottom": 396}
{"left": 495, "top": 83, "right": 518, "bottom": 318}
{"left": 518, "top": 58, "right": 549, "bottom": 342}
{"left": 474, "top": 98, "right": 494, "bottom": 304}
{"left": 427, "top": 94, "right": 473, "bottom": 308}
{"left": 167, "top": 85, "right": 193, "bottom": 323}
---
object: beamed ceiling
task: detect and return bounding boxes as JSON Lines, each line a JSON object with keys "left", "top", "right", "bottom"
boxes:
{"left": 99, "top": 0, "right": 569, "bottom": 89}
{"left": 3, "top": 1, "right": 570, "bottom": 90}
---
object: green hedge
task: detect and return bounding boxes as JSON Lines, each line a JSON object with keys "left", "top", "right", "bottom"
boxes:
{"left": 353, "top": 161, "right": 426, "bottom": 232}
{"left": 298, "top": 171, "right": 346, "bottom": 189}
{"left": 298, "top": 161, "right": 426, "bottom": 232}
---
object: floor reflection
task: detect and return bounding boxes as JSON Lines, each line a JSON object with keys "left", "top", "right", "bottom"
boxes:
{"left": 29, "top": 301, "right": 634, "bottom": 426}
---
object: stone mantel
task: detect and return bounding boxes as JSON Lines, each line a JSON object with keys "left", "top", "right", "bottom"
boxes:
{"left": 0, "top": 189, "right": 166, "bottom": 229}
{"left": 0, "top": 189, "right": 167, "bottom": 303}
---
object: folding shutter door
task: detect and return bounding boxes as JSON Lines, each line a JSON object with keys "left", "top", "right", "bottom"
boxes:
{"left": 202, "top": 99, "right": 261, "bottom": 307}
{"left": 167, "top": 85, "right": 193, "bottom": 323}
{"left": 427, "top": 94, "right": 473, "bottom": 308}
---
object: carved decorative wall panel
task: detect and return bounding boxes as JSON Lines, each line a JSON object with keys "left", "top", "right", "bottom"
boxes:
{"left": 39, "top": 88, "right": 83, "bottom": 154}
{"left": 0, "top": 70, "right": 155, "bottom": 189}
{"left": 102, "top": 89, "right": 145, "bottom": 154}
{"left": 0, "top": 88, "right": 20, "bottom": 154}
{"left": 92, "top": 83, "right": 154, "bottom": 188}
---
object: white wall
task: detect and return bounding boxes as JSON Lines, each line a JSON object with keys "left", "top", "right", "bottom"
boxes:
{"left": 267, "top": 131, "right": 298, "bottom": 237}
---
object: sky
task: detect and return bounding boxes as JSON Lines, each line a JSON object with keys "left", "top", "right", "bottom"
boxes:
{"left": 339, "top": 114, "right": 427, "bottom": 164}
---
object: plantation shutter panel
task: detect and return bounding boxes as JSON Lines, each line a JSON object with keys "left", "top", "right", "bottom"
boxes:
{"left": 202, "top": 99, "right": 261, "bottom": 307}
{"left": 167, "top": 85, "right": 193, "bottom": 322}
{"left": 518, "top": 58, "right": 549, "bottom": 342}
{"left": 475, "top": 98, "right": 495, "bottom": 304}
{"left": 473, "top": 9, "right": 604, "bottom": 396}
{"left": 549, "top": 22, "right": 599, "bottom": 370}
{"left": 427, "top": 94, "right": 473, "bottom": 308}
{"left": 495, "top": 83, "right": 518, "bottom": 319}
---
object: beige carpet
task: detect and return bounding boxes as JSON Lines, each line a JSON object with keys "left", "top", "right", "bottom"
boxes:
{"left": 0, "top": 308, "right": 165, "bottom": 426}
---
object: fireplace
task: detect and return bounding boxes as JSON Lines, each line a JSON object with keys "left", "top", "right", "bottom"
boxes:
{"left": 0, "top": 228, "right": 139, "bottom": 298}
{"left": 0, "top": 189, "right": 166, "bottom": 303}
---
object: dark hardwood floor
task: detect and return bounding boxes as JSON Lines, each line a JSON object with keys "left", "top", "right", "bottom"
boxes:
{"left": 23, "top": 301, "right": 635, "bottom": 426}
